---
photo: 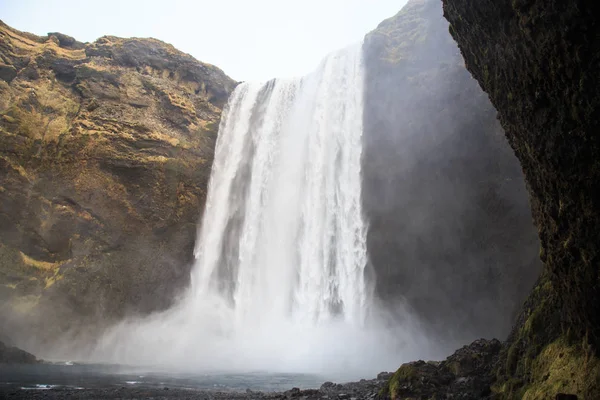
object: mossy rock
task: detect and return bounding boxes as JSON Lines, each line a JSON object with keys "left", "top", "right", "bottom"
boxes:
{"left": 443, "top": 0, "right": 600, "bottom": 398}
{"left": 379, "top": 339, "right": 501, "bottom": 399}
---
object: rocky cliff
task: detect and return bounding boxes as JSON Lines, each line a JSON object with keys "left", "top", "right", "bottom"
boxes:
{"left": 436, "top": 0, "right": 600, "bottom": 398}
{"left": 0, "top": 21, "right": 236, "bottom": 347}
{"left": 362, "top": 0, "right": 540, "bottom": 346}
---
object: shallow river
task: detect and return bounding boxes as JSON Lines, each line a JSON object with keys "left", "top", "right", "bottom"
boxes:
{"left": 0, "top": 363, "right": 326, "bottom": 392}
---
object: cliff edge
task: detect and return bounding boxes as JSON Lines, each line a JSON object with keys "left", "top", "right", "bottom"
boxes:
{"left": 0, "top": 21, "right": 236, "bottom": 347}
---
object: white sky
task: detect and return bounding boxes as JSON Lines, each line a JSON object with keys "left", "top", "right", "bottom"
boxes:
{"left": 0, "top": 0, "right": 407, "bottom": 82}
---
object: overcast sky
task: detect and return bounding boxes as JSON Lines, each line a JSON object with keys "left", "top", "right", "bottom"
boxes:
{"left": 0, "top": 0, "right": 407, "bottom": 81}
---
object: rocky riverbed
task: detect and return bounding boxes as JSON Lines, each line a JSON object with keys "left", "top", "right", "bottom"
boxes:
{"left": 0, "top": 339, "right": 508, "bottom": 400}
{"left": 1, "top": 377, "right": 386, "bottom": 400}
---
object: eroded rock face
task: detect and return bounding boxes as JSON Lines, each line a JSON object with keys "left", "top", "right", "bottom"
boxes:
{"left": 442, "top": 0, "right": 600, "bottom": 398}
{"left": 362, "top": 0, "right": 540, "bottom": 345}
{"left": 0, "top": 20, "right": 236, "bottom": 346}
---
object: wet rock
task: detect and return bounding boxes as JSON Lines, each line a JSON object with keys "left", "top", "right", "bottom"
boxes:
{"left": 375, "top": 372, "right": 392, "bottom": 381}
{"left": 379, "top": 338, "right": 501, "bottom": 400}
{"left": 284, "top": 387, "right": 302, "bottom": 398}
{"left": 0, "top": 373, "right": 388, "bottom": 399}
{"left": 443, "top": 0, "right": 600, "bottom": 397}
{"left": 443, "top": 338, "right": 501, "bottom": 377}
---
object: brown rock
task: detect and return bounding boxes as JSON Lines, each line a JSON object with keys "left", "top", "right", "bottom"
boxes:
{"left": 0, "top": 19, "right": 236, "bottom": 346}
{"left": 47, "top": 32, "right": 83, "bottom": 49}
{"left": 0, "top": 63, "right": 17, "bottom": 82}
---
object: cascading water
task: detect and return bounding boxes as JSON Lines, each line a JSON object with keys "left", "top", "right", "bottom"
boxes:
{"left": 193, "top": 43, "right": 369, "bottom": 327}
{"left": 91, "top": 42, "right": 433, "bottom": 378}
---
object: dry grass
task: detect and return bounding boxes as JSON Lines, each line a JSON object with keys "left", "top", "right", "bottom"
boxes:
{"left": 20, "top": 252, "right": 66, "bottom": 271}
{"left": 0, "top": 155, "right": 31, "bottom": 180}
{"left": 1, "top": 23, "right": 85, "bottom": 60}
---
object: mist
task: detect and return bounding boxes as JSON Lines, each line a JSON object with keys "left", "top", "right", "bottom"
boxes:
{"left": 80, "top": 292, "right": 435, "bottom": 379}
{"left": 70, "top": 0, "right": 539, "bottom": 377}
{"left": 361, "top": 0, "right": 540, "bottom": 349}
{"left": 42, "top": 41, "right": 444, "bottom": 380}
{"left": 0, "top": 0, "right": 541, "bottom": 386}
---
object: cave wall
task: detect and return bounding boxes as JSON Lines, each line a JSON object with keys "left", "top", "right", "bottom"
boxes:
{"left": 362, "top": 0, "right": 541, "bottom": 345}
{"left": 442, "top": 0, "right": 600, "bottom": 397}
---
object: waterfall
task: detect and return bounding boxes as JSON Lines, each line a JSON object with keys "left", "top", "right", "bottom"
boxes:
{"left": 192, "top": 43, "right": 369, "bottom": 327}
{"left": 91, "top": 42, "right": 432, "bottom": 378}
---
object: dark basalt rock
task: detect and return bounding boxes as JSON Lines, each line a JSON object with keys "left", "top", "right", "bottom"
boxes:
{"left": 378, "top": 338, "right": 501, "bottom": 400}
{"left": 442, "top": 0, "right": 600, "bottom": 398}
{"left": 556, "top": 395, "right": 578, "bottom": 400}
{"left": 376, "top": 372, "right": 393, "bottom": 381}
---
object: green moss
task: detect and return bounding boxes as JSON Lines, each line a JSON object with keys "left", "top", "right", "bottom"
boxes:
{"left": 203, "top": 120, "right": 220, "bottom": 134}
{"left": 1, "top": 114, "right": 16, "bottom": 123}
{"left": 494, "top": 378, "right": 527, "bottom": 399}
{"left": 8, "top": 106, "right": 46, "bottom": 139}
{"left": 483, "top": 65, "right": 490, "bottom": 85}
{"left": 506, "top": 343, "right": 519, "bottom": 375}
{"left": 521, "top": 337, "right": 600, "bottom": 399}
{"left": 379, "top": 363, "right": 420, "bottom": 400}
{"left": 491, "top": 274, "right": 600, "bottom": 399}
{"left": 377, "top": 385, "right": 388, "bottom": 398}
{"left": 538, "top": 246, "right": 545, "bottom": 260}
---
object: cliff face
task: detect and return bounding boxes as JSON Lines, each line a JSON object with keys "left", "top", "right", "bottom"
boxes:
{"left": 0, "top": 21, "right": 236, "bottom": 344}
{"left": 362, "top": 0, "right": 540, "bottom": 345}
{"left": 442, "top": 0, "right": 600, "bottom": 398}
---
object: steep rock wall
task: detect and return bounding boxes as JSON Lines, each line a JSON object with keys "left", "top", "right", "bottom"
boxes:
{"left": 362, "top": 0, "right": 540, "bottom": 344}
{"left": 0, "top": 21, "right": 236, "bottom": 345}
{"left": 443, "top": 0, "right": 600, "bottom": 398}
